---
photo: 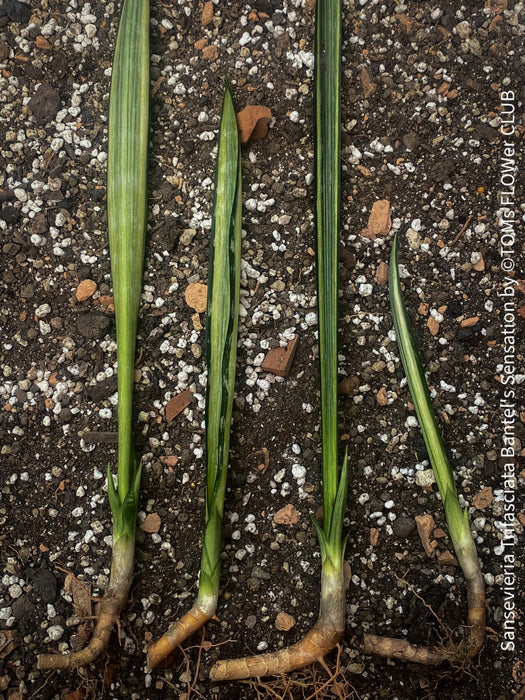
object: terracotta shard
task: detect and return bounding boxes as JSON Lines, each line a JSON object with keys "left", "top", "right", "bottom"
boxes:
{"left": 275, "top": 612, "right": 295, "bottom": 631}
{"left": 437, "top": 550, "right": 458, "bottom": 566}
{"left": 140, "top": 513, "right": 161, "bottom": 534}
{"left": 360, "top": 199, "right": 391, "bottom": 240}
{"left": 236, "top": 105, "right": 272, "bottom": 146}
{"left": 202, "top": 44, "right": 218, "bottom": 61}
{"left": 427, "top": 316, "right": 439, "bottom": 336}
{"left": 472, "top": 486, "right": 493, "bottom": 510}
{"left": 375, "top": 261, "right": 389, "bottom": 285}
{"left": 273, "top": 504, "right": 300, "bottom": 526}
{"left": 262, "top": 335, "right": 298, "bottom": 378}
{"left": 166, "top": 388, "right": 192, "bottom": 422}
{"left": 76, "top": 279, "right": 97, "bottom": 301}
{"left": 376, "top": 387, "right": 388, "bottom": 406}
{"left": 201, "top": 0, "right": 213, "bottom": 24}
{"left": 184, "top": 283, "right": 207, "bottom": 313}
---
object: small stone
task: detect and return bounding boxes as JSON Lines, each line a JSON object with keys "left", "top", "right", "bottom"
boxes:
{"left": 202, "top": 44, "right": 218, "bottom": 60}
{"left": 369, "top": 528, "right": 380, "bottom": 546}
{"left": 246, "top": 615, "right": 257, "bottom": 629}
{"left": 427, "top": 316, "right": 439, "bottom": 336}
{"left": 201, "top": 0, "right": 213, "bottom": 24}
{"left": 437, "top": 550, "right": 458, "bottom": 566}
{"left": 8, "top": 584, "right": 22, "bottom": 599}
{"left": 415, "top": 469, "right": 436, "bottom": 488}
{"left": 180, "top": 228, "right": 196, "bottom": 246}
{"left": 165, "top": 389, "right": 192, "bottom": 422}
{"left": 273, "top": 504, "right": 300, "bottom": 526}
{"left": 455, "top": 20, "right": 471, "bottom": 39}
{"left": 392, "top": 516, "right": 415, "bottom": 538}
{"left": 185, "top": 283, "right": 207, "bottom": 313}
{"left": 473, "top": 254, "right": 485, "bottom": 271}
{"left": 375, "top": 262, "right": 389, "bottom": 285}
{"left": 348, "top": 662, "right": 365, "bottom": 674}
{"left": 275, "top": 612, "right": 295, "bottom": 631}
{"left": 35, "top": 303, "right": 51, "bottom": 317}
{"left": 251, "top": 566, "right": 271, "bottom": 581}
{"left": 376, "top": 387, "right": 388, "bottom": 406}
{"left": 47, "top": 625, "right": 64, "bottom": 641}
{"left": 472, "top": 486, "right": 493, "bottom": 510}
{"left": 406, "top": 228, "right": 421, "bottom": 250}
{"left": 140, "top": 513, "right": 161, "bottom": 534}
{"left": 360, "top": 200, "right": 391, "bottom": 240}
{"left": 76, "top": 279, "right": 97, "bottom": 301}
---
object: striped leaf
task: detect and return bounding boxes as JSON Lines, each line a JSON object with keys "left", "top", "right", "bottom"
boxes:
{"left": 107, "top": 0, "right": 150, "bottom": 537}
{"left": 315, "top": 0, "right": 346, "bottom": 560}
{"left": 389, "top": 233, "right": 472, "bottom": 549}
{"left": 200, "top": 80, "right": 242, "bottom": 596}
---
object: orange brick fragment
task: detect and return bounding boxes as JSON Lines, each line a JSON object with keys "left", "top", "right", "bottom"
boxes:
{"left": 261, "top": 335, "right": 298, "bottom": 378}
{"left": 236, "top": 105, "right": 272, "bottom": 145}
{"left": 36, "top": 36, "right": 52, "bottom": 50}
{"left": 201, "top": 0, "right": 213, "bottom": 24}
{"left": 165, "top": 388, "right": 192, "bottom": 422}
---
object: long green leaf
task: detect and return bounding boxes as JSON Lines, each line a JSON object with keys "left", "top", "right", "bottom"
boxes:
{"left": 200, "top": 80, "right": 242, "bottom": 595}
{"left": 315, "top": 0, "right": 344, "bottom": 546}
{"left": 389, "top": 233, "right": 456, "bottom": 501}
{"left": 389, "top": 233, "right": 474, "bottom": 550}
{"left": 107, "top": 0, "right": 150, "bottom": 533}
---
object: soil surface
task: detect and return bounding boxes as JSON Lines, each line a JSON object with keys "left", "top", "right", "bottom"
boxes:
{"left": 1, "top": 0, "right": 524, "bottom": 699}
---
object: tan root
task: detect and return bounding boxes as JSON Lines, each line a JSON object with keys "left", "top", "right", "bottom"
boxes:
{"left": 147, "top": 597, "right": 216, "bottom": 669}
{"left": 210, "top": 568, "right": 345, "bottom": 681}
{"left": 37, "top": 537, "right": 134, "bottom": 670}
{"left": 364, "top": 550, "right": 486, "bottom": 666}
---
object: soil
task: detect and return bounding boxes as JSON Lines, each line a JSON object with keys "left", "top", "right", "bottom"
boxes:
{"left": 0, "top": 1, "right": 524, "bottom": 699}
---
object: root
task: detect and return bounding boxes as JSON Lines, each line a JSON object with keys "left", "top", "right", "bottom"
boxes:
{"left": 147, "top": 603, "right": 213, "bottom": 669}
{"left": 210, "top": 569, "right": 345, "bottom": 681}
{"left": 37, "top": 536, "right": 134, "bottom": 671}
{"left": 38, "top": 591, "right": 126, "bottom": 670}
{"left": 210, "top": 619, "right": 343, "bottom": 681}
{"left": 363, "top": 557, "right": 486, "bottom": 667}
{"left": 363, "top": 634, "right": 448, "bottom": 666}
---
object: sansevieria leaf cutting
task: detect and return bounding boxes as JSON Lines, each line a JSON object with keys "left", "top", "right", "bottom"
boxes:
{"left": 364, "top": 233, "right": 486, "bottom": 665}
{"left": 147, "top": 79, "right": 242, "bottom": 669}
{"left": 38, "top": 0, "right": 150, "bottom": 669}
{"left": 210, "top": 0, "right": 348, "bottom": 680}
